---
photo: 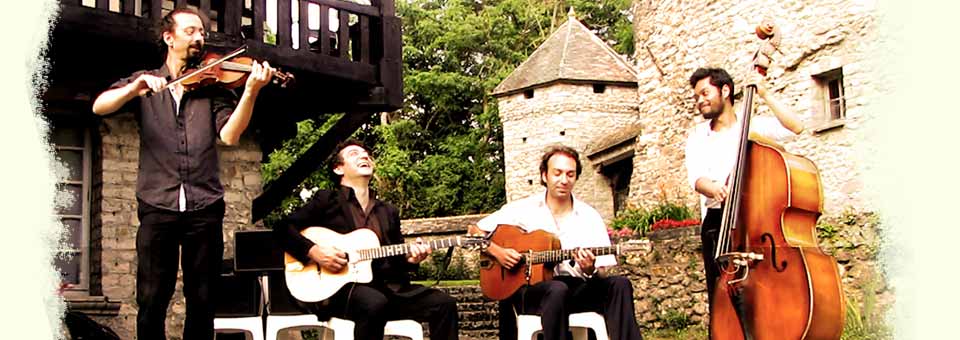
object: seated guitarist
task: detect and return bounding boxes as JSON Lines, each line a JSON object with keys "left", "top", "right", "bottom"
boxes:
{"left": 474, "top": 145, "right": 643, "bottom": 340}
{"left": 272, "top": 139, "right": 459, "bottom": 339}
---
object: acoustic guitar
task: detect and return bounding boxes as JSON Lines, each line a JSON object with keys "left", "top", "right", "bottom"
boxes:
{"left": 478, "top": 224, "right": 621, "bottom": 300}
{"left": 284, "top": 226, "right": 486, "bottom": 302}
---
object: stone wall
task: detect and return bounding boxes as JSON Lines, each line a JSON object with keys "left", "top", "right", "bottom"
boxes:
{"left": 92, "top": 113, "right": 263, "bottom": 339}
{"left": 630, "top": 0, "right": 883, "bottom": 218}
{"left": 498, "top": 83, "right": 639, "bottom": 220}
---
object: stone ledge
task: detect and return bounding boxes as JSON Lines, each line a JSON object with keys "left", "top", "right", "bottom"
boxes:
{"left": 812, "top": 119, "right": 846, "bottom": 134}
{"left": 66, "top": 296, "right": 122, "bottom": 317}
{"left": 647, "top": 225, "right": 701, "bottom": 241}
{"left": 401, "top": 214, "right": 490, "bottom": 236}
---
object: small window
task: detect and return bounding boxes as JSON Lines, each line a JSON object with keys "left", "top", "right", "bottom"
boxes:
{"left": 593, "top": 84, "right": 606, "bottom": 94}
{"left": 813, "top": 68, "right": 846, "bottom": 132}
{"left": 523, "top": 89, "right": 534, "bottom": 99}
{"left": 51, "top": 118, "right": 93, "bottom": 293}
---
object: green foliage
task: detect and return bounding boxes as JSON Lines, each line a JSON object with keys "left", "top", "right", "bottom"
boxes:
{"left": 644, "top": 325, "right": 708, "bottom": 340}
{"left": 411, "top": 251, "right": 477, "bottom": 281}
{"left": 263, "top": 22, "right": 277, "bottom": 45}
{"left": 610, "top": 202, "right": 696, "bottom": 236}
{"left": 659, "top": 309, "right": 694, "bottom": 331}
{"left": 260, "top": 115, "right": 342, "bottom": 226}
{"left": 816, "top": 222, "right": 840, "bottom": 240}
{"left": 841, "top": 279, "right": 893, "bottom": 340}
{"left": 565, "top": 0, "right": 634, "bottom": 55}
{"left": 301, "top": 329, "right": 321, "bottom": 340}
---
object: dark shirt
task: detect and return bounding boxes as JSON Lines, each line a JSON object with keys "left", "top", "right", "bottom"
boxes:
{"left": 275, "top": 186, "right": 416, "bottom": 290}
{"left": 107, "top": 65, "right": 238, "bottom": 211}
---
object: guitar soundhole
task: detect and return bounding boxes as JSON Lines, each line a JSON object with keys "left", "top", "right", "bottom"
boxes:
{"left": 479, "top": 259, "right": 491, "bottom": 268}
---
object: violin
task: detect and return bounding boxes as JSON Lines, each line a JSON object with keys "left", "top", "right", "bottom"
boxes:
{"left": 166, "top": 46, "right": 295, "bottom": 92}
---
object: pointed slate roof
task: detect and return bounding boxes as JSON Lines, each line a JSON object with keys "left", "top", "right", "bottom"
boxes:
{"left": 492, "top": 9, "right": 637, "bottom": 96}
{"left": 585, "top": 122, "right": 643, "bottom": 158}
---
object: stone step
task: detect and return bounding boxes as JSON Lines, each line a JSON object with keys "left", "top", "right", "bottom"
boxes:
{"left": 460, "top": 318, "right": 498, "bottom": 331}
{"left": 456, "top": 301, "right": 499, "bottom": 313}
{"left": 460, "top": 310, "right": 499, "bottom": 322}
{"left": 459, "top": 329, "right": 499, "bottom": 340}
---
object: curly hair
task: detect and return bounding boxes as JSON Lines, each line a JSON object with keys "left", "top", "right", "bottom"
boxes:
{"left": 689, "top": 67, "right": 735, "bottom": 105}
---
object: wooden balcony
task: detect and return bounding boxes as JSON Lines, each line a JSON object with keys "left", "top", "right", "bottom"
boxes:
{"left": 48, "top": 0, "right": 402, "bottom": 116}
{"left": 45, "top": 0, "right": 404, "bottom": 221}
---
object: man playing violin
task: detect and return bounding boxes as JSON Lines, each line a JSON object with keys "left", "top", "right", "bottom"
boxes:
{"left": 91, "top": 6, "right": 275, "bottom": 340}
{"left": 273, "top": 139, "right": 459, "bottom": 340}
{"left": 474, "top": 145, "right": 643, "bottom": 340}
{"left": 683, "top": 67, "right": 803, "bottom": 313}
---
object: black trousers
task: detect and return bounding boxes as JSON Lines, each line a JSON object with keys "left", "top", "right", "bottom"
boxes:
{"left": 298, "top": 283, "right": 459, "bottom": 340}
{"left": 498, "top": 275, "right": 643, "bottom": 340}
{"left": 700, "top": 208, "right": 723, "bottom": 311}
{"left": 136, "top": 199, "right": 225, "bottom": 340}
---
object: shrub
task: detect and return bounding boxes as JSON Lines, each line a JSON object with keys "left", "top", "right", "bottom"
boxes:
{"left": 611, "top": 201, "right": 697, "bottom": 236}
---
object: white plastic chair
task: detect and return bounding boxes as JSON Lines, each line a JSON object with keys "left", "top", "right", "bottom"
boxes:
{"left": 261, "top": 274, "right": 424, "bottom": 340}
{"left": 265, "top": 313, "right": 327, "bottom": 340}
{"left": 265, "top": 315, "right": 423, "bottom": 340}
{"left": 516, "top": 311, "right": 609, "bottom": 340}
{"left": 320, "top": 317, "right": 425, "bottom": 340}
{"left": 214, "top": 316, "right": 265, "bottom": 340}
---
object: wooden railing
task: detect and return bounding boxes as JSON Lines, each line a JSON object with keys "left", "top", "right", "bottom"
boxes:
{"left": 61, "top": 0, "right": 399, "bottom": 86}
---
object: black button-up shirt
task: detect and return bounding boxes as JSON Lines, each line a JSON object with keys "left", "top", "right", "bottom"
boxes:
{"left": 275, "top": 186, "right": 417, "bottom": 291}
{"left": 107, "top": 65, "right": 238, "bottom": 212}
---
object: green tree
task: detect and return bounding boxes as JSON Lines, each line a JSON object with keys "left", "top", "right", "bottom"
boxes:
{"left": 261, "top": 0, "right": 633, "bottom": 220}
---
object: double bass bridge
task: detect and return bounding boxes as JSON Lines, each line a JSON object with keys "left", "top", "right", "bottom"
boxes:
{"left": 717, "top": 251, "right": 765, "bottom": 284}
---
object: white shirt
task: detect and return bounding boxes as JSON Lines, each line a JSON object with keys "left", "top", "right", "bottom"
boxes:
{"left": 171, "top": 86, "right": 187, "bottom": 212}
{"left": 477, "top": 191, "right": 616, "bottom": 278}
{"left": 684, "top": 112, "right": 796, "bottom": 217}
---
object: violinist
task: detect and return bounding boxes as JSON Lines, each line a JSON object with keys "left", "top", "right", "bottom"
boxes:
{"left": 683, "top": 67, "right": 802, "bottom": 313}
{"left": 91, "top": 6, "right": 274, "bottom": 340}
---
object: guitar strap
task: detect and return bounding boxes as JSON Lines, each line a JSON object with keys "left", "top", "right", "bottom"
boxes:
{"left": 434, "top": 246, "right": 456, "bottom": 285}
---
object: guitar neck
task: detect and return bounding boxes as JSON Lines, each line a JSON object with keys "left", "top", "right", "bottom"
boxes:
{"left": 527, "top": 246, "right": 620, "bottom": 264}
{"left": 356, "top": 238, "right": 466, "bottom": 261}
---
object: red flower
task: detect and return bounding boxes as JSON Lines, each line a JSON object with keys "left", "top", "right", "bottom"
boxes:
{"left": 651, "top": 218, "right": 700, "bottom": 231}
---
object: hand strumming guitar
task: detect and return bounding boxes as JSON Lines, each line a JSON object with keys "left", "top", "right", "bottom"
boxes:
{"left": 487, "top": 242, "right": 523, "bottom": 270}
{"left": 307, "top": 244, "right": 348, "bottom": 272}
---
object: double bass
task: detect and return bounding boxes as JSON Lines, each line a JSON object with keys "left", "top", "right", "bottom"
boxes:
{"left": 709, "top": 21, "right": 845, "bottom": 340}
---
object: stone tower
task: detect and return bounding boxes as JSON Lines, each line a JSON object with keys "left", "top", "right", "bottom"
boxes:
{"left": 492, "top": 9, "right": 639, "bottom": 221}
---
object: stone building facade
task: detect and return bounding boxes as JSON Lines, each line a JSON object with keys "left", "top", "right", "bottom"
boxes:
{"left": 493, "top": 12, "right": 641, "bottom": 220}
{"left": 630, "top": 0, "right": 882, "bottom": 216}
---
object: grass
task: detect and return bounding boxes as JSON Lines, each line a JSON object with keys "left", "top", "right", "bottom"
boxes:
{"left": 643, "top": 325, "right": 708, "bottom": 340}
{"left": 411, "top": 279, "right": 480, "bottom": 287}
